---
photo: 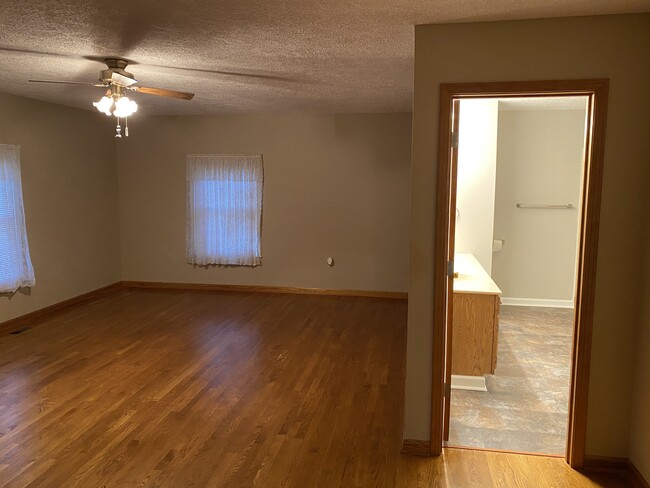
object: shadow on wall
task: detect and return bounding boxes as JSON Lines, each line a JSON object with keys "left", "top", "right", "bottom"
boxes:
{"left": 1, "top": 287, "right": 32, "bottom": 300}
{"left": 333, "top": 114, "right": 412, "bottom": 169}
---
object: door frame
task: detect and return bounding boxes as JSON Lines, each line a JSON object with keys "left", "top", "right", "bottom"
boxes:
{"left": 442, "top": 99, "right": 461, "bottom": 443}
{"left": 430, "top": 79, "right": 609, "bottom": 468}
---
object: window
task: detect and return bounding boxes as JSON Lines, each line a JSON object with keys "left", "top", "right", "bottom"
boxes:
{"left": 0, "top": 145, "right": 35, "bottom": 293}
{"left": 186, "top": 154, "right": 263, "bottom": 266}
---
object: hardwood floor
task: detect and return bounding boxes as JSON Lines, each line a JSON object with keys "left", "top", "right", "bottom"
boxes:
{"left": 0, "top": 289, "right": 634, "bottom": 487}
{"left": 396, "top": 449, "right": 636, "bottom": 487}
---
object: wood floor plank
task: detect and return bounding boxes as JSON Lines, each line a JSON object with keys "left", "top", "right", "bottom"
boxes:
{"left": 0, "top": 289, "right": 634, "bottom": 487}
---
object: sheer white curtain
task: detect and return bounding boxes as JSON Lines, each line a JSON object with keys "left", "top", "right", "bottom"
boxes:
{"left": 0, "top": 144, "right": 35, "bottom": 293}
{"left": 186, "top": 154, "right": 263, "bottom": 266}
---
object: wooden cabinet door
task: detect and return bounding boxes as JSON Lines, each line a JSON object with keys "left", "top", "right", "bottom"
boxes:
{"left": 451, "top": 293, "right": 498, "bottom": 376}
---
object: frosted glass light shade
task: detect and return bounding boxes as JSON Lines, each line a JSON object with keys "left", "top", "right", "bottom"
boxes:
{"left": 113, "top": 97, "right": 138, "bottom": 118}
{"left": 93, "top": 96, "right": 114, "bottom": 116}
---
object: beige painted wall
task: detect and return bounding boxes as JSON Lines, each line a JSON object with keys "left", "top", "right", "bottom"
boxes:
{"left": 455, "top": 99, "right": 499, "bottom": 274}
{"left": 492, "top": 109, "right": 585, "bottom": 302}
{"left": 116, "top": 113, "right": 411, "bottom": 292}
{"left": 629, "top": 192, "right": 650, "bottom": 480}
{"left": 0, "top": 93, "right": 121, "bottom": 323}
{"left": 407, "top": 14, "right": 650, "bottom": 459}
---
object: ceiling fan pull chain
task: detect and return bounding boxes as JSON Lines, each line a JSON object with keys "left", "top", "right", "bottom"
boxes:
{"left": 115, "top": 117, "right": 122, "bottom": 138}
{"left": 125, "top": 117, "right": 129, "bottom": 137}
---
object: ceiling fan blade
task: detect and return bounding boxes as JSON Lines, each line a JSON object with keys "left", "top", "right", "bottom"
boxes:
{"left": 132, "top": 86, "right": 194, "bottom": 100}
{"left": 147, "top": 64, "right": 295, "bottom": 82}
{"left": 111, "top": 72, "right": 138, "bottom": 87}
{"left": 28, "top": 79, "right": 105, "bottom": 87}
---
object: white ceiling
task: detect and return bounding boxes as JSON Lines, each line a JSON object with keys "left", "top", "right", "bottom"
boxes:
{"left": 0, "top": 0, "right": 648, "bottom": 115}
{"left": 499, "top": 96, "right": 588, "bottom": 111}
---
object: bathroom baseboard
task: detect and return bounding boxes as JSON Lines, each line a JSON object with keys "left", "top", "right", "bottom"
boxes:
{"left": 501, "top": 297, "right": 574, "bottom": 309}
{"left": 451, "top": 375, "right": 487, "bottom": 391}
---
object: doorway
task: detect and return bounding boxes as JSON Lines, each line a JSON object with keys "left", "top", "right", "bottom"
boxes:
{"left": 430, "top": 80, "right": 609, "bottom": 468}
{"left": 447, "top": 96, "right": 587, "bottom": 455}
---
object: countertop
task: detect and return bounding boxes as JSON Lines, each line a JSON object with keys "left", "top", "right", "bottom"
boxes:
{"left": 453, "top": 253, "right": 502, "bottom": 295}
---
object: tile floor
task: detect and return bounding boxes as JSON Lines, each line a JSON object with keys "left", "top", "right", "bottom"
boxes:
{"left": 448, "top": 305, "right": 574, "bottom": 454}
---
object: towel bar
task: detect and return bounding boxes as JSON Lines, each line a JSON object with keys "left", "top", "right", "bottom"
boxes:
{"left": 516, "top": 203, "right": 575, "bottom": 209}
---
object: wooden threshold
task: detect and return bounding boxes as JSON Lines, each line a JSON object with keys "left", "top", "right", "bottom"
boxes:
{"left": 444, "top": 444, "right": 564, "bottom": 458}
{"left": 0, "top": 282, "right": 122, "bottom": 335}
{"left": 121, "top": 281, "right": 408, "bottom": 300}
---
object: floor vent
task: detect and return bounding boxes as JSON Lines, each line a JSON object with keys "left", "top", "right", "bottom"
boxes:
{"left": 9, "top": 326, "right": 32, "bottom": 335}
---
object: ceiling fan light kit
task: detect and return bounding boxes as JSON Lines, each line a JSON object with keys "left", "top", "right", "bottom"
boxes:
{"left": 92, "top": 86, "right": 138, "bottom": 138}
{"left": 29, "top": 58, "right": 195, "bottom": 139}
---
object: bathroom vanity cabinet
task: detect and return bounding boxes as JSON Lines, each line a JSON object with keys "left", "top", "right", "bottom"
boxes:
{"left": 452, "top": 253, "right": 502, "bottom": 377}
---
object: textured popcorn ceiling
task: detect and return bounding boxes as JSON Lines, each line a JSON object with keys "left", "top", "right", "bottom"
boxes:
{"left": 0, "top": 0, "right": 647, "bottom": 115}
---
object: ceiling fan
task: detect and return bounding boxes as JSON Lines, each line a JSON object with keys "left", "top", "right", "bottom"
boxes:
{"left": 28, "top": 58, "right": 194, "bottom": 138}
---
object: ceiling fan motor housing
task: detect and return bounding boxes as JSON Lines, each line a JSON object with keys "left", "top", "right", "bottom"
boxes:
{"left": 99, "top": 58, "right": 135, "bottom": 85}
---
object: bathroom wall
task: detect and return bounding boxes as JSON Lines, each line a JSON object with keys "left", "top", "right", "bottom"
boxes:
{"left": 454, "top": 99, "right": 499, "bottom": 274}
{"left": 491, "top": 108, "right": 585, "bottom": 305}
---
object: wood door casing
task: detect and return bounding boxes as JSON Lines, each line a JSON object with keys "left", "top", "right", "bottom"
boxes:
{"left": 431, "top": 79, "right": 609, "bottom": 468}
{"left": 442, "top": 99, "right": 461, "bottom": 443}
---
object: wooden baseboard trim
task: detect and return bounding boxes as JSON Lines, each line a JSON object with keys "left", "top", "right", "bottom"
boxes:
{"left": 500, "top": 297, "right": 574, "bottom": 309}
{"left": 402, "top": 439, "right": 431, "bottom": 456}
{"left": 583, "top": 455, "right": 629, "bottom": 472}
{"left": 582, "top": 456, "right": 649, "bottom": 487}
{"left": 121, "top": 281, "right": 408, "bottom": 300}
{"left": 450, "top": 374, "right": 487, "bottom": 392}
{"left": 1, "top": 280, "right": 406, "bottom": 336}
{"left": 628, "top": 460, "right": 650, "bottom": 488}
{"left": 0, "top": 282, "right": 122, "bottom": 335}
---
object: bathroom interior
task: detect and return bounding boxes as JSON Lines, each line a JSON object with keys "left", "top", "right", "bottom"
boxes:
{"left": 447, "top": 95, "right": 588, "bottom": 455}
